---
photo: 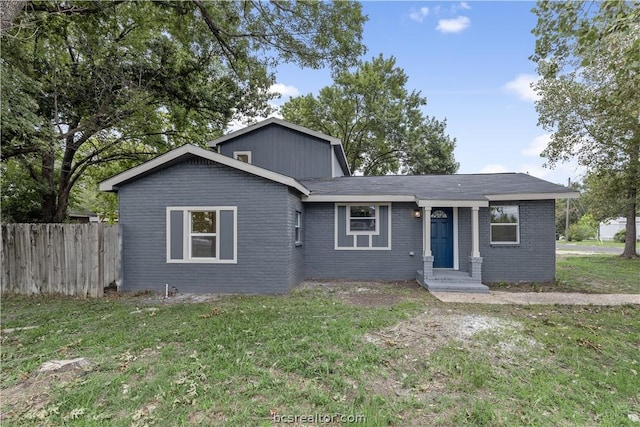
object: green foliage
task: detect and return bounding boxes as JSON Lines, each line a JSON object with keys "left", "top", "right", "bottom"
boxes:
{"left": 531, "top": 0, "right": 639, "bottom": 257}
{"left": 568, "top": 223, "right": 594, "bottom": 242}
{"left": 614, "top": 229, "right": 627, "bottom": 243}
{"left": 0, "top": 0, "right": 366, "bottom": 222}
{"left": 282, "top": 55, "right": 459, "bottom": 175}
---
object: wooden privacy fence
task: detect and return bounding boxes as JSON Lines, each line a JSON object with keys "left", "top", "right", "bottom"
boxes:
{"left": 1, "top": 223, "right": 121, "bottom": 297}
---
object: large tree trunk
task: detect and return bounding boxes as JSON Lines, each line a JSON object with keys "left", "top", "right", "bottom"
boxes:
{"left": 0, "top": 0, "right": 27, "bottom": 35}
{"left": 621, "top": 187, "right": 638, "bottom": 258}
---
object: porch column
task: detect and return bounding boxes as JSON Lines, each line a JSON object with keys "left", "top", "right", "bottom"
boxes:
{"left": 422, "top": 206, "right": 434, "bottom": 278}
{"left": 470, "top": 206, "right": 483, "bottom": 280}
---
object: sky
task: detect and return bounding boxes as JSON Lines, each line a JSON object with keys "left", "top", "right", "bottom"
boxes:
{"left": 265, "top": 1, "right": 584, "bottom": 186}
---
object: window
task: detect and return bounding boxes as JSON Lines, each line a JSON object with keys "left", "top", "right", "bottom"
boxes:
{"left": 167, "top": 206, "right": 237, "bottom": 263}
{"left": 348, "top": 205, "right": 377, "bottom": 234}
{"left": 190, "top": 211, "right": 216, "bottom": 258}
{"left": 490, "top": 205, "right": 519, "bottom": 244}
{"left": 294, "top": 211, "right": 302, "bottom": 244}
{"left": 233, "top": 151, "right": 252, "bottom": 164}
{"left": 335, "top": 204, "right": 391, "bottom": 250}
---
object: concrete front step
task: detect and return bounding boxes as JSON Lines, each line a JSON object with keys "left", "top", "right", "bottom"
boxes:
{"left": 423, "top": 280, "right": 489, "bottom": 294}
{"left": 416, "top": 270, "right": 489, "bottom": 294}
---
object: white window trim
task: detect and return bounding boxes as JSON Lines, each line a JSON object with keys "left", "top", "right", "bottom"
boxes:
{"left": 166, "top": 206, "right": 237, "bottom": 263}
{"left": 233, "top": 151, "right": 252, "bottom": 164}
{"left": 346, "top": 204, "right": 380, "bottom": 236}
{"left": 489, "top": 205, "right": 520, "bottom": 245}
{"left": 334, "top": 203, "right": 392, "bottom": 250}
{"left": 294, "top": 211, "right": 302, "bottom": 244}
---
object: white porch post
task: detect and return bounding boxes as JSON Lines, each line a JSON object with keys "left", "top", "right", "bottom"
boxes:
{"left": 471, "top": 206, "right": 480, "bottom": 258}
{"left": 422, "top": 206, "right": 434, "bottom": 279}
{"left": 470, "top": 206, "right": 483, "bottom": 280}
{"left": 423, "top": 207, "right": 431, "bottom": 257}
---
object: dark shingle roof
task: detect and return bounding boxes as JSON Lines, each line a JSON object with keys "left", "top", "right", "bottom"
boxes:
{"left": 300, "top": 173, "right": 576, "bottom": 201}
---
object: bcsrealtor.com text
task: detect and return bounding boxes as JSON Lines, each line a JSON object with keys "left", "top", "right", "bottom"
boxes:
{"left": 272, "top": 413, "right": 366, "bottom": 424}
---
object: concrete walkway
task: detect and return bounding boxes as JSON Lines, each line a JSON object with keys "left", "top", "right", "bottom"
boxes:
{"left": 556, "top": 243, "right": 623, "bottom": 255}
{"left": 431, "top": 291, "right": 640, "bottom": 305}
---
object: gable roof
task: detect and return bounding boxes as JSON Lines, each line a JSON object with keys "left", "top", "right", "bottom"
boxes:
{"left": 300, "top": 173, "right": 579, "bottom": 205}
{"left": 208, "top": 117, "right": 351, "bottom": 176}
{"left": 209, "top": 117, "right": 341, "bottom": 146}
{"left": 99, "top": 144, "right": 310, "bottom": 195}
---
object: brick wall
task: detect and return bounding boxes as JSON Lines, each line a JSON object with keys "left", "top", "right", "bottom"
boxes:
{"left": 479, "top": 200, "right": 556, "bottom": 283}
{"left": 118, "top": 157, "right": 293, "bottom": 294}
{"left": 303, "top": 202, "right": 423, "bottom": 281}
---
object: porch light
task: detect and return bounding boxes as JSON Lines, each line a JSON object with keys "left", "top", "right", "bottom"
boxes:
{"left": 413, "top": 209, "right": 421, "bottom": 218}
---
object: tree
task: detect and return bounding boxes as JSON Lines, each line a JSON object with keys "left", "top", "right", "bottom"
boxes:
{"left": 1, "top": 0, "right": 366, "bottom": 222}
{"left": 281, "top": 55, "right": 458, "bottom": 175}
{"left": 531, "top": 1, "right": 639, "bottom": 258}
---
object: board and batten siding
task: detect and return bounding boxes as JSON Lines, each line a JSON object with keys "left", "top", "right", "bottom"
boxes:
{"left": 479, "top": 200, "right": 556, "bottom": 282}
{"left": 117, "top": 156, "right": 302, "bottom": 294}
{"left": 218, "top": 124, "right": 333, "bottom": 179}
{"left": 303, "top": 202, "right": 423, "bottom": 281}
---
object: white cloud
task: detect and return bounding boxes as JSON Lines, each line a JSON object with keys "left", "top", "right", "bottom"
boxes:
{"left": 522, "top": 134, "right": 550, "bottom": 157}
{"left": 480, "top": 164, "right": 509, "bottom": 174}
{"left": 409, "top": 7, "right": 430, "bottom": 22}
{"left": 452, "top": 2, "right": 471, "bottom": 12}
{"left": 269, "top": 83, "right": 300, "bottom": 98}
{"left": 436, "top": 16, "right": 470, "bottom": 33}
{"left": 503, "top": 74, "right": 539, "bottom": 102}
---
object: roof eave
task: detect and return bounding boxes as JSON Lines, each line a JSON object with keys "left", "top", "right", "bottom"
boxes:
{"left": 99, "top": 144, "right": 310, "bottom": 196}
{"left": 208, "top": 117, "right": 341, "bottom": 147}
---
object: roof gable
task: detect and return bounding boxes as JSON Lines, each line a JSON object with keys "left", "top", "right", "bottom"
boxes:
{"left": 208, "top": 118, "right": 351, "bottom": 176}
{"left": 99, "top": 144, "right": 310, "bottom": 195}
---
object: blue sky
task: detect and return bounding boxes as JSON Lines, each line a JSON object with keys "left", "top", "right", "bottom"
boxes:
{"left": 266, "top": 1, "right": 583, "bottom": 185}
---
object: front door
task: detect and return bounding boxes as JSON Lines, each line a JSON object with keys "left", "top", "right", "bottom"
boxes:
{"left": 431, "top": 207, "right": 453, "bottom": 268}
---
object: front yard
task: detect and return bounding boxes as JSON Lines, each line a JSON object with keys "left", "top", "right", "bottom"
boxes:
{"left": 1, "top": 255, "right": 639, "bottom": 426}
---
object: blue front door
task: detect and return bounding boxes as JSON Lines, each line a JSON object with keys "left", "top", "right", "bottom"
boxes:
{"left": 431, "top": 207, "right": 453, "bottom": 268}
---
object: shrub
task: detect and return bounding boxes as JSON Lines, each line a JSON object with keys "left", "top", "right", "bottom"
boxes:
{"left": 613, "top": 229, "right": 626, "bottom": 243}
{"left": 568, "top": 223, "right": 595, "bottom": 241}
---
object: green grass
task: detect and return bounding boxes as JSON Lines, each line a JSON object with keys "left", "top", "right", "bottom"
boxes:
{"left": 2, "top": 277, "right": 640, "bottom": 426}
{"left": 556, "top": 255, "right": 640, "bottom": 294}
{"left": 491, "top": 255, "right": 639, "bottom": 294}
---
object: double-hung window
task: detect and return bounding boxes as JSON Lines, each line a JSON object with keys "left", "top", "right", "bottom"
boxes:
{"left": 167, "top": 206, "right": 237, "bottom": 263}
{"left": 189, "top": 211, "right": 217, "bottom": 258}
{"left": 294, "top": 211, "right": 302, "bottom": 244}
{"left": 490, "top": 205, "right": 519, "bottom": 244}
{"left": 348, "top": 205, "right": 378, "bottom": 234}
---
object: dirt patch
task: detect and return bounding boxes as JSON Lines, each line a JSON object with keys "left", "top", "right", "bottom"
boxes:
{"left": 298, "top": 280, "right": 429, "bottom": 307}
{"left": 1, "top": 359, "right": 92, "bottom": 423}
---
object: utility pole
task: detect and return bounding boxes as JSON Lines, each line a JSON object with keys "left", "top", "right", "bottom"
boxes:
{"left": 565, "top": 177, "right": 571, "bottom": 242}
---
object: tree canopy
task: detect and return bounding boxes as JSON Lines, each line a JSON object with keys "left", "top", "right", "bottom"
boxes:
{"left": 531, "top": 0, "right": 639, "bottom": 257}
{"left": 281, "top": 55, "right": 459, "bottom": 175}
{"left": 0, "top": 0, "right": 366, "bottom": 222}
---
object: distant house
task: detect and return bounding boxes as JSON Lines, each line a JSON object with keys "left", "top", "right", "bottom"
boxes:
{"left": 100, "top": 118, "right": 578, "bottom": 294}
{"left": 599, "top": 217, "right": 640, "bottom": 241}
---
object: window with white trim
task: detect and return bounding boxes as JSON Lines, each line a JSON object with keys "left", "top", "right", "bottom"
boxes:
{"left": 348, "top": 205, "right": 378, "bottom": 234}
{"left": 490, "top": 205, "right": 519, "bottom": 244}
{"left": 233, "top": 151, "right": 252, "bottom": 164}
{"left": 190, "top": 210, "right": 216, "bottom": 258}
{"left": 294, "top": 211, "right": 302, "bottom": 244}
{"left": 167, "top": 206, "right": 237, "bottom": 263}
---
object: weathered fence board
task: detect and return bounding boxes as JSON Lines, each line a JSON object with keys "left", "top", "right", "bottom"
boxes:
{"left": 0, "top": 223, "right": 120, "bottom": 297}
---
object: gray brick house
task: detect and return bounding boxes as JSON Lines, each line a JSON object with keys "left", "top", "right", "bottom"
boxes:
{"left": 100, "top": 118, "right": 578, "bottom": 294}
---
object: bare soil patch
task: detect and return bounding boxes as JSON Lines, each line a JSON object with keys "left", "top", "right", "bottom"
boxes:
{"left": 297, "top": 280, "right": 429, "bottom": 307}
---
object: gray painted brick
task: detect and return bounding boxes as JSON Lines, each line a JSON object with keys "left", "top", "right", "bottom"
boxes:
{"left": 118, "top": 157, "right": 301, "bottom": 294}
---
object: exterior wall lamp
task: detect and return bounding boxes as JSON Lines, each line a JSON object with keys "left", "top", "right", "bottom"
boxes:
{"left": 413, "top": 209, "right": 422, "bottom": 218}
